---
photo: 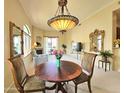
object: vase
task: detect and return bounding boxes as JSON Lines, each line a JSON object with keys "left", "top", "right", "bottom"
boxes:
{"left": 56, "top": 57, "right": 61, "bottom": 68}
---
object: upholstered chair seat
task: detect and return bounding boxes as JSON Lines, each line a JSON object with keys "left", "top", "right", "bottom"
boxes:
{"left": 73, "top": 72, "right": 89, "bottom": 84}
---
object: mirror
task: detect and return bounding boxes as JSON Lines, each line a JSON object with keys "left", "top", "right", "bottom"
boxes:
{"left": 89, "top": 29, "right": 105, "bottom": 52}
{"left": 9, "top": 21, "right": 23, "bottom": 58}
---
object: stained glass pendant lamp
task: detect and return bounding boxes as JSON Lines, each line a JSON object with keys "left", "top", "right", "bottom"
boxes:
{"left": 47, "top": 0, "right": 79, "bottom": 33}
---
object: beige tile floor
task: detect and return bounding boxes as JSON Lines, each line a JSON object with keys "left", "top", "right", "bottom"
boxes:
{"left": 6, "top": 55, "right": 120, "bottom": 93}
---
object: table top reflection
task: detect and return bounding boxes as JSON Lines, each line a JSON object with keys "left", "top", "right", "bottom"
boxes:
{"left": 35, "top": 55, "right": 82, "bottom": 82}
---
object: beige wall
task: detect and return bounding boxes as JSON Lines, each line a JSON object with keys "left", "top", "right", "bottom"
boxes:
{"left": 4, "top": 0, "right": 32, "bottom": 91}
{"left": 32, "top": 26, "right": 44, "bottom": 47}
{"left": 64, "top": 1, "right": 120, "bottom": 70}
{"left": 65, "top": 1, "right": 119, "bottom": 52}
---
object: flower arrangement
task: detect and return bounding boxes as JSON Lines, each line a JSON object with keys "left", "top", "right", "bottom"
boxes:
{"left": 99, "top": 50, "right": 113, "bottom": 58}
{"left": 99, "top": 50, "right": 113, "bottom": 61}
{"left": 52, "top": 49, "right": 64, "bottom": 59}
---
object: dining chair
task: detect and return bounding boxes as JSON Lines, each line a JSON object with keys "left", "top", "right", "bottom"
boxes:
{"left": 73, "top": 52, "right": 97, "bottom": 93}
{"left": 9, "top": 55, "right": 46, "bottom": 93}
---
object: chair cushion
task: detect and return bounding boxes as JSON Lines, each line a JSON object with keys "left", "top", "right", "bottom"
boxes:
{"left": 73, "top": 72, "right": 89, "bottom": 84}
{"left": 24, "top": 75, "right": 45, "bottom": 91}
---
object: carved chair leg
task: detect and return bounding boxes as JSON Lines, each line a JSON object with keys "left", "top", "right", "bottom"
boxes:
{"left": 75, "top": 84, "right": 77, "bottom": 93}
{"left": 87, "top": 80, "right": 92, "bottom": 93}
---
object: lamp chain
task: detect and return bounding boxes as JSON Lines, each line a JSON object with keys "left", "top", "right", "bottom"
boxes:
{"left": 65, "top": 6, "right": 70, "bottom": 15}
{"left": 54, "top": 6, "right": 60, "bottom": 16}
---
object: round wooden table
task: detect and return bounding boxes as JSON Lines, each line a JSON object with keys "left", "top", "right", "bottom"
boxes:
{"left": 35, "top": 57, "right": 82, "bottom": 93}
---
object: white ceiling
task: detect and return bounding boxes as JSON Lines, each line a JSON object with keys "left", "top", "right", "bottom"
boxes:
{"left": 18, "top": 0, "right": 115, "bottom": 31}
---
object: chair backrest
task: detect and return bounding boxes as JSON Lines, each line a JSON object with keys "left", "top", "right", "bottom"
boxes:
{"left": 81, "top": 52, "right": 97, "bottom": 77}
{"left": 9, "top": 55, "right": 28, "bottom": 91}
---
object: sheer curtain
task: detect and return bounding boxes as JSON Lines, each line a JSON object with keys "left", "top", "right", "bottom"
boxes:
{"left": 44, "top": 36, "right": 58, "bottom": 54}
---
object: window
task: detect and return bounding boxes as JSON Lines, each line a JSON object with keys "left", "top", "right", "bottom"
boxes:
{"left": 44, "top": 37, "right": 58, "bottom": 54}
{"left": 23, "top": 25, "right": 31, "bottom": 56}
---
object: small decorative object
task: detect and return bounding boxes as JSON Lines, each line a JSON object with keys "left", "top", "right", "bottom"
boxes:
{"left": 99, "top": 50, "right": 113, "bottom": 61}
{"left": 113, "top": 39, "right": 120, "bottom": 48}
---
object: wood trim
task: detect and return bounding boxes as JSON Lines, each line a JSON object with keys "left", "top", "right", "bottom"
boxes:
{"left": 9, "top": 21, "right": 24, "bottom": 58}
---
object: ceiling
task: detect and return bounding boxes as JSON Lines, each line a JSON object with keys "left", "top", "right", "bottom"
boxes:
{"left": 18, "top": 0, "right": 115, "bottom": 31}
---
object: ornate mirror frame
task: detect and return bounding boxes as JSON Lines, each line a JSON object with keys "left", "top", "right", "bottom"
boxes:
{"left": 9, "top": 21, "right": 24, "bottom": 58}
{"left": 89, "top": 29, "right": 105, "bottom": 52}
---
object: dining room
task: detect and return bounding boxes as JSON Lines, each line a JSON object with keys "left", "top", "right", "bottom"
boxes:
{"left": 4, "top": 0, "right": 120, "bottom": 93}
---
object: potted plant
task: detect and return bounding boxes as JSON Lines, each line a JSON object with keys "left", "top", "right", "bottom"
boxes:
{"left": 62, "top": 44, "right": 67, "bottom": 54}
{"left": 99, "top": 50, "right": 113, "bottom": 61}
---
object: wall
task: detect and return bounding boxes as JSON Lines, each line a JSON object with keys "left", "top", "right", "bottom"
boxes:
{"left": 4, "top": 1, "right": 120, "bottom": 91}
{"left": 43, "top": 31, "right": 65, "bottom": 49}
{"left": 32, "top": 26, "right": 44, "bottom": 47}
{"left": 64, "top": 1, "right": 119, "bottom": 70}
{"left": 64, "top": 31, "right": 72, "bottom": 53}
{"left": 4, "top": 0, "right": 32, "bottom": 92}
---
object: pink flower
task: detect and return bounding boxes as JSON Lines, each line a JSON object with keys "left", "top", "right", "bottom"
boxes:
{"left": 52, "top": 50, "right": 58, "bottom": 55}
{"left": 58, "top": 50, "right": 64, "bottom": 55}
{"left": 52, "top": 49, "right": 64, "bottom": 56}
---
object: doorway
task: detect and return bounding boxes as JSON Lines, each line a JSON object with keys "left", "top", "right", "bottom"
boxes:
{"left": 112, "top": 8, "right": 120, "bottom": 71}
{"left": 44, "top": 36, "right": 58, "bottom": 54}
